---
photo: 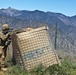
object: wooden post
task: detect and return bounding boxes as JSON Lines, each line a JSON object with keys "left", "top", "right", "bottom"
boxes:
{"left": 55, "top": 22, "right": 58, "bottom": 49}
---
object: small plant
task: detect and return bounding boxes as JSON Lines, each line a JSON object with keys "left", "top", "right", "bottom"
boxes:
{"left": 46, "top": 64, "right": 67, "bottom": 75}
{"left": 30, "top": 64, "right": 46, "bottom": 75}
{"left": 4, "top": 64, "right": 31, "bottom": 75}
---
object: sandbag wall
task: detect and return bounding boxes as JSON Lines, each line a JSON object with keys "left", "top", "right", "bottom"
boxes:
{"left": 11, "top": 26, "right": 59, "bottom": 70}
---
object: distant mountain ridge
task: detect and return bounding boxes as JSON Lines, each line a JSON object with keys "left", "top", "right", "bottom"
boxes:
{"left": 0, "top": 7, "right": 76, "bottom": 56}
{"left": 0, "top": 7, "right": 76, "bottom": 33}
{"left": 0, "top": 7, "right": 76, "bottom": 42}
{"left": 0, "top": 7, "right": 76, "bottom": 26}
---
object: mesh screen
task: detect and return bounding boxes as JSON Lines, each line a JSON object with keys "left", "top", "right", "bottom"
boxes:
{"left": 12, "top": 26, "right": 59, "bottom": 70}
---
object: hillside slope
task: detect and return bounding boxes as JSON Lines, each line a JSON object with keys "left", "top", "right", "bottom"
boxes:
{"left": 0, "top": 14, "right": 76, "bottom": 57}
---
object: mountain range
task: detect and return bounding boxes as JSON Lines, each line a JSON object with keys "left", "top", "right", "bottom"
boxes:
{"left": 0, "top": 7, "right": 76, "bottom": 57}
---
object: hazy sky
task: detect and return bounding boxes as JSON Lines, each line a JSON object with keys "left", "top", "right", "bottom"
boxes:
{"left": 0, "top": 0, "right": 76, "bottom": 16}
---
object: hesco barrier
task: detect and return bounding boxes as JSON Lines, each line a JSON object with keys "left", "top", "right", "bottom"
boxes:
{"left": 11, "top": 26, "right": 59, "bottom": 70}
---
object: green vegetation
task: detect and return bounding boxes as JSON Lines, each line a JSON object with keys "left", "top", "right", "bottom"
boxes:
{"left": 2, "top": 58, "right": 76, "bottom": 75}
{"left": 61, "top": 58, "right": 76, "bottom": 75}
